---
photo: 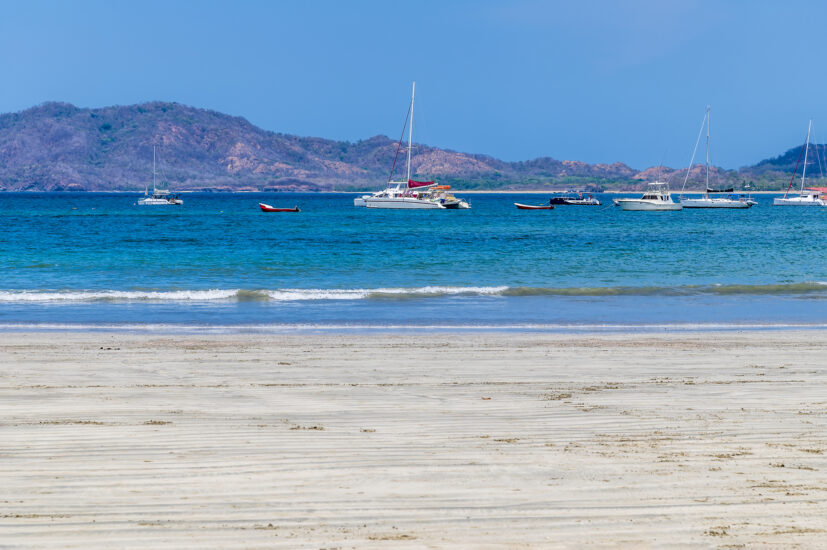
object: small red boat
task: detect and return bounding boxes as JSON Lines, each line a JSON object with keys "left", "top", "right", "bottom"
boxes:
{"left": 514, "top": 203, "right": 554, "bottom": 210}
{"left": 259, "top": 203, "right": 300, "bottom": 213}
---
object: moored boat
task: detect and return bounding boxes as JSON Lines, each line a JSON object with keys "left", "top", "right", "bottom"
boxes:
{"left": 548, "top": 191, "right": 601, "bottom": 205}
{"left": 137, "top": 146, "right": 183, "bottom": 206}
{"left": 515, "top": 203, "right": 554, "bottom": 210}
{"left": 361, "top": 82, "right": 469, "bottom": 210}
{"left": 774, "top": 121, "right": 827, "bottom": 206}
{"left": 679, "top": 106, "right": 753, "bottom": 209}
{"left": 773, "top": 189, "right": 827, "bottom": 206}
{"left": 681, "top": 195, "right": 753, "bottom": 208}
{"left": 259, "top": 203, "right": 300, "bottom": 212}
{"left": 614, "top": 181, "right": 682, "bottom": 211}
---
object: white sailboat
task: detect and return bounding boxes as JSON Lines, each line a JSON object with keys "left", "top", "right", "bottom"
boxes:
{"left": 358, "top": 82, "right": 469, "bottom": 210}
{"left": 137, "top": 146, "right": 183, "bottom": 206}
{"left": 774, "top": 120, "right": 827, "bottom": 206}
{"left": 681, "top": 106, "right": 753, "bottom": 209}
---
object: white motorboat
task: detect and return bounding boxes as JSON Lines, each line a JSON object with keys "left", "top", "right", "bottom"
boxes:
{"left": 137, "top": 146, "right": 183, "bottom": 206}
{"left": 354, "top": 189, "right": 385, "bottom": 207}
{"left": 680, "top": 106, "right": 752, "bottom": 209}
{"left": 418, "top": 185, "right": 470, "bottom": 209}
{"left": 361, "top": 82, "right": 469, "bottom": 210}
{"left": 774, "top": 120, "right": 827, "bottom": 206}
{"left": 614, "top": 181, "right": 682, "bottom": 211}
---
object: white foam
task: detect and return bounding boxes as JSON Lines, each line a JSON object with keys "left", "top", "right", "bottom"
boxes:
{"left": 0, "top": 287, "right": 510, "bottom": 303}
{"left": 0, "top": 289, "right": 240, "bottom": 302}
{"left": 265, "top": 286, "right": 509, "bottom": 301}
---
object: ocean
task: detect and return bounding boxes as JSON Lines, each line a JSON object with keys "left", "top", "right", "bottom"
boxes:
{"left": 1, "top": 192, "right": 825, "bottom": 331}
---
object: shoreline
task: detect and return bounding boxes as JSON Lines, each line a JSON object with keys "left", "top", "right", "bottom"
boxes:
{"left": 2, "top": 322, "right": 827, "bottom": 334}
{"left": 2, "top": 330, "right": 825, "bottom": 547}
{"left": 0, "top": 189, "right": 793, "bottom": 194}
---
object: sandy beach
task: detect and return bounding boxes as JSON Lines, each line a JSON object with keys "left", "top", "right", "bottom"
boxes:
{"left": 1, "top": 330, "right": 825, "bottom": 548}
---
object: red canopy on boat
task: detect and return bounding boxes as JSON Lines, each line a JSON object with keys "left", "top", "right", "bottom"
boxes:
{"left": 408, "top": 179, "right": 434, "bottom": 188}
{"left": 805, "top": 187, "right": 827, "bottom": 192}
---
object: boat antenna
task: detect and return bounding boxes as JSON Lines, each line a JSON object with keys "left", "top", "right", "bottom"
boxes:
{"left": 680, "top": 107, "right": 707, "bottom": 199}
{"left": 386, "top": 97, "right": 412, "bottom": 185}
{"left": 406, "top": 81, "right": 415, "bottom": 185}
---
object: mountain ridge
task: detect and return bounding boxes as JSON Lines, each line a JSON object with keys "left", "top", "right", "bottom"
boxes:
{"left": 0, "top": 101, "right": 818, "bottom": 191}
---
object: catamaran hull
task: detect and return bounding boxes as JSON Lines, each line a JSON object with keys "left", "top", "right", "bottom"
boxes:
{"left": 137, "top": 198, "right": 183, "bottom": 205}
{"left": 773, "top": 197, "right": 827, "bottom": 206}
{"left": 365, "top": 198, "right": 445, "bottom": 209}
{"left": 681, "top": 199, "right": 752, "bottom": 209}
{"left": 614, "top": 199, "right": 682, "bottom": 211}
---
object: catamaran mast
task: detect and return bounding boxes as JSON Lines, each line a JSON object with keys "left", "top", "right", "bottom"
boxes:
{"left": 705, "top": 106, "right": 710, "bottom": 194}
{"left": 801, "top": 120, "right": 812, "bottom": 193}
{"left": 406, "top": 81, "right": 415, "bottom": 184}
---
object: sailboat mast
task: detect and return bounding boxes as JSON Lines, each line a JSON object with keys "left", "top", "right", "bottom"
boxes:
{"left": 406, "top": 81, "right": 415, "bottom": 184}
{"left": 705, "top": 106, "right": 710, "bottom": 194}
{"left": 801, "top": 120, "right": 812, "bottom": 192}
{"left": 153, "top": 146, "right": 157, "bottom": 193}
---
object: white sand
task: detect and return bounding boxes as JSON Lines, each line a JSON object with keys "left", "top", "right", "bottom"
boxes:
{"left": 1, "top": 331, "right": 825, "bottom": 548}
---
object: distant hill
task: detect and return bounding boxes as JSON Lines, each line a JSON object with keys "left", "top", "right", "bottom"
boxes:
{"left": 0, "top": 101, "right": 820, "bottom": 191}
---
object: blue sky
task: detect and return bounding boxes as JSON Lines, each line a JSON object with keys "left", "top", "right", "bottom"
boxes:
{"left": 0, "top": 0, "right": 823, "bottom": 169}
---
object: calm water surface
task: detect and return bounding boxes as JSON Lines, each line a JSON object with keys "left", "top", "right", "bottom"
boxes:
{"left": 0, "top": 192, "right": 825, "bottom": 329}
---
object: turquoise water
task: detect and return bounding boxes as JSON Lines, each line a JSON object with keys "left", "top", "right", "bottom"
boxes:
{"left": 1, "top": 192, "right": 825, "bottom": 330}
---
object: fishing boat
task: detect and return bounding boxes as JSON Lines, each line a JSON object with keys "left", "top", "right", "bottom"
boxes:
{"left": 137, "top": 146, "right": 183, "bottom": 206}
{"left": 614, "top": 181, "right": 682, "bottom": 211}
{"left": 259, "top": 203, "right": 300, "bottom": 212}
{"left": 362, "top": 82, "right": 469, "bottom": 210}
{"left": 774, "top": 121, "right": 827, "bottom": 206}
{"left": 515, "top": 203, "right": 555, "bottom": 210}
{"left": 548, "top": 191, "right": 600, "bottom": 205}
{"left": 680, "top": 106, "right": 753, "bottom": 209}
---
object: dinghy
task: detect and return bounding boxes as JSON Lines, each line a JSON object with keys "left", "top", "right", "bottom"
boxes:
{"left": 515, "top": 203, "right": 554, "bottom": 210}
{"left": 259, "top": 203, "right": 300, "bottom": 212}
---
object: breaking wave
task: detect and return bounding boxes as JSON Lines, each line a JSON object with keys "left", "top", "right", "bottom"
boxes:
{"left": 0, "top": 282, "right": 825, "bottom": 303}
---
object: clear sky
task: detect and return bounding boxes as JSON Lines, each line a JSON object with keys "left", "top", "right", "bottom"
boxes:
{"left": 0, "top": 0, "right": 823, "bottom": 169}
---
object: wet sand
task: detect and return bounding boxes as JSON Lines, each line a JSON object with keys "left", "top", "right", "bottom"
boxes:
{"left": 1, "top": 331, "right": 825, "bottom": 548}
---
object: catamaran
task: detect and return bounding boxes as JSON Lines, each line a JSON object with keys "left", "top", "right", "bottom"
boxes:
{"left": 774, "top": 120, "right": 827, "bottom": 206}
{"left": 680, "top": 106, "right": 753, "bottom": 209}
{"left": 137, "top": 146, "right": 183, "bottom": 206}
{"left": 356, "top": 82, "right": 469, "bottom": 210}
